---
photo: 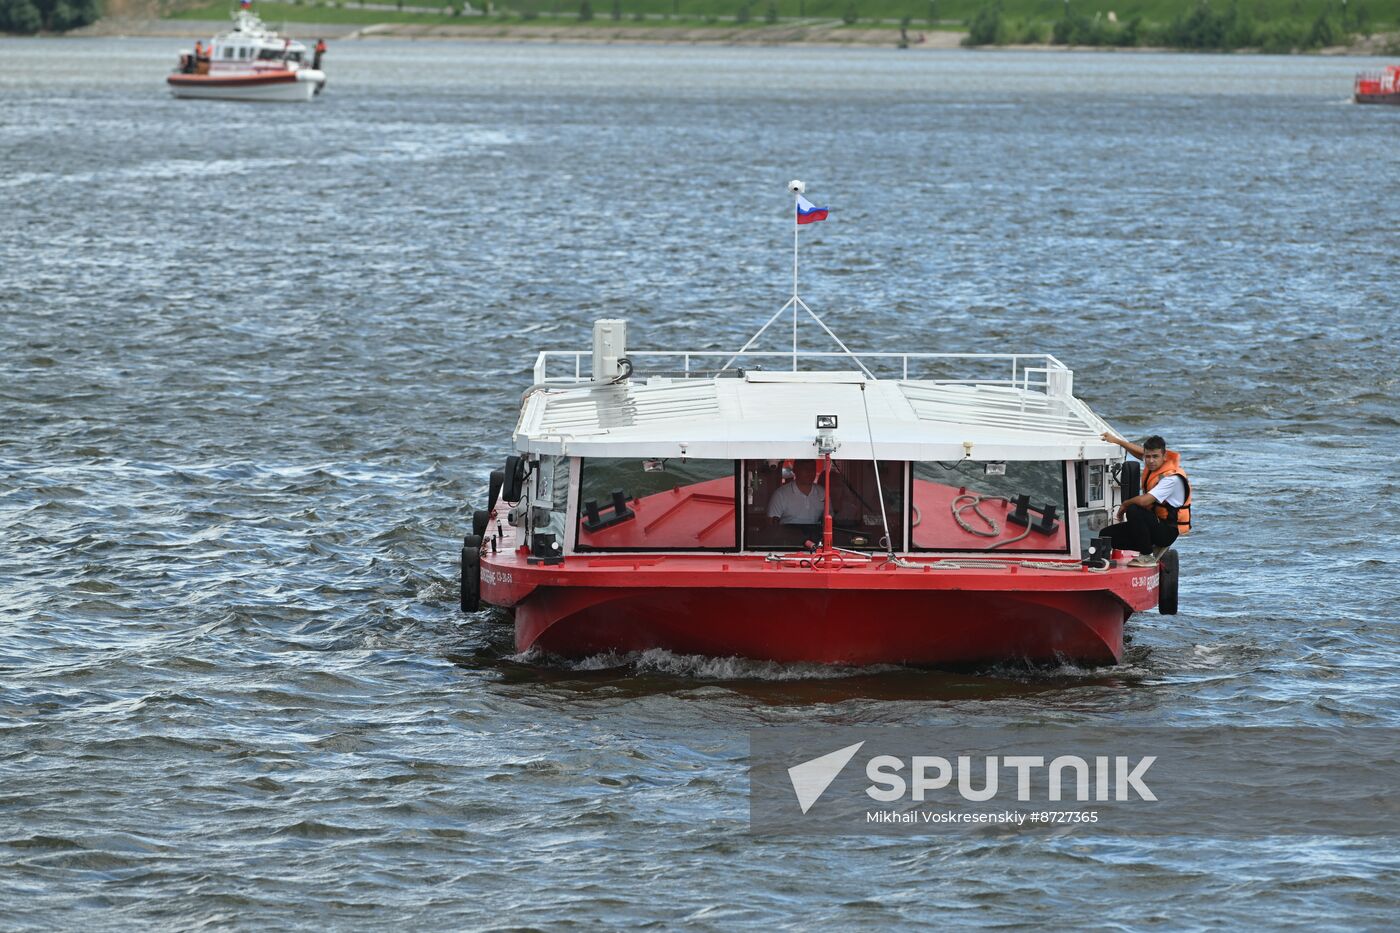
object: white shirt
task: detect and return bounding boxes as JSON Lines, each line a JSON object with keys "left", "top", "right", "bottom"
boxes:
{"left": 1147, "top": 474, "right": 1186, "bottom": 508}
{"left": 767, "top": 482, "right": 826, "bottom": 524}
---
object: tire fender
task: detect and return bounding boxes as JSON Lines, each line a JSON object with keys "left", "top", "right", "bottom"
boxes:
{"left": 460, "top": 534, "right": 482, "bottom": 613}
{"left": 1120, "top": 460, "right": 1141, "bottom": 501}
{"left": 502, "top": 456, "right": 526, "bottom": 503}
{"left": 1158, "top": 548, "right": 1179, "bottom": 615}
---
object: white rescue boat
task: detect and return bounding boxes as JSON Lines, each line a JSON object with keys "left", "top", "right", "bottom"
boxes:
{"left": 168, "top": 7, "right": 326, "bottom": 103}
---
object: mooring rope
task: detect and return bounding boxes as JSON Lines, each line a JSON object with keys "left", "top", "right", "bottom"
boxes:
{"left": 950, "top": 493, "right": 1032, "bottom": 550}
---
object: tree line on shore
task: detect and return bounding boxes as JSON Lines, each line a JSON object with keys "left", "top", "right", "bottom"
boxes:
{"left": 2, "top": 0, "right": 1393, "bottom": 44}
{"left": 964, "top": 0, "right": 1376, "bottom": 50}
{"left": 0, "top": 0, "right": 98, "bottom": 32}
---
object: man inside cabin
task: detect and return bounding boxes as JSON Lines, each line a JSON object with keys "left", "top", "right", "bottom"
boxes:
{"left": 766, "top": 460, "right": 827, "bottom": 536}
{"left": 1100, "top": 433, "right": 1192, "bottom": 567}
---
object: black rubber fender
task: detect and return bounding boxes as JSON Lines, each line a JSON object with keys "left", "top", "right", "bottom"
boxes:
{"left": 460, "top": 533, "right": 482, "bottom": 613}
{"left": 501, "top": 455, "right": 526, "bottom": 503}
{"left": 1158, "top": 548, "right": 1179, "bottom": 615}
{"left": 487, "top": 469, "right": 505, "bottom": 513}
{"left": 472, "top": 509, "right": 490, "bottom": 538}
{"left": 1120, "top": 460, "right": 1141, "bottom": 501}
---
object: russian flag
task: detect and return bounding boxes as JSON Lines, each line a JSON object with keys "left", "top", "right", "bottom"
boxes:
{"left": 240, "top": 0, "right": 251, "bottom": 8}
{"left": 796, "top": 194, "right": 828, "bottom": 225}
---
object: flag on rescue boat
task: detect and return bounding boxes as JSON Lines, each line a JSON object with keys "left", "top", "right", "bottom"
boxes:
{"left": 796, "top": 194, "right": 828, "bottom": 225}
{"left": 240, "top": 0, "right": 251, "bottom": 8}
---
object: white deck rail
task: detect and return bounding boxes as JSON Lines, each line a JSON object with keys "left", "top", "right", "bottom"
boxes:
{"left": 532, "top": 350, "right": 1073, "bottom": 397}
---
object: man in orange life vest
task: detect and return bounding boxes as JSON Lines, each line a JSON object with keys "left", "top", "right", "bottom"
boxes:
{"left": 1100, "top": 433, "right": 1192, "bottom": 567}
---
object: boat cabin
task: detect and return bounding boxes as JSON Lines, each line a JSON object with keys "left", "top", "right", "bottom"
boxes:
{"left": 208, "top": 10, "right": 308, "bottom": 70}
{"left": 502, "top": 321, "right": 1128, "bottom": 564}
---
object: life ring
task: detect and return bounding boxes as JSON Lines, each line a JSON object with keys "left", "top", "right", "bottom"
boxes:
{"left": 460, "top": 534, "right": 482, "bottom": 612}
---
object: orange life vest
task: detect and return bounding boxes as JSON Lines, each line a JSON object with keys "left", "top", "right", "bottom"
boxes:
{"left": 1141, "top": 450, "right": 1192, "bottom": 534}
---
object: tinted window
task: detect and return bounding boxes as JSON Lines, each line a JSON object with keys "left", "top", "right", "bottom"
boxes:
{"left": 576, "top": 458, "right": 735, "bottom": 551}
{"left": 911, "top": 460, "right": 1069, "bottom": 553}
{"left": 743, "top": 459, "right": 904, "bottom": 551}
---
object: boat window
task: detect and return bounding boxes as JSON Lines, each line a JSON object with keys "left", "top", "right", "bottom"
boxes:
{"left": 223, "top": 47, "right": 234, "bottom": 59}
{"left": 257, "top": 48, "right": 285, "bottom": 60}
{"left": 287, "top": 51, "right": 302, "bottom": 63}
{"left": 911, "top": 460, "right": 1069, "bottom": 553}
{"left": 743, "top": 459, "right": 904, "bottom": 551}
{"left": 575, "top": 458, "right": 735, "bottom": 551}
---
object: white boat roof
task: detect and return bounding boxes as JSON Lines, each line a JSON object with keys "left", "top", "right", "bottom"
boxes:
{"left": 514, "top": 360, "right": 1122, "bottom": 462}
{"left": 214, "top": 10, "right": 298, "bottom": 44}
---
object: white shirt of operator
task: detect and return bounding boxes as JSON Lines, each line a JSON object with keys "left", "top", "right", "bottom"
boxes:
{"left": 767, "top": 482, "right": 826, "bottom": 524}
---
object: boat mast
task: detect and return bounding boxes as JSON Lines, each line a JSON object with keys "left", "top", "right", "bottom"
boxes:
{"left": 717, "top": 180, "right": 874, "bottom": 379}
{"left": 792, "top": 184, "right": 799, "bottom": 371}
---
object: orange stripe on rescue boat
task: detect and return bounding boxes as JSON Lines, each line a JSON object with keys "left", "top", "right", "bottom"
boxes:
{"left": 167, "top": 71, "right": 299, "bottom": 87}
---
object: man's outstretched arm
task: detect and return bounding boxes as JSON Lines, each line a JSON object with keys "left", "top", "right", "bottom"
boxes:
{"left": 1102, "top": 432, "right": 1145, "bottom": 460}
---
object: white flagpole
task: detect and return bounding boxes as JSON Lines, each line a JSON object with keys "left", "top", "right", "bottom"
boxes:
{"left": 718, "top": 181, "right": 878, "bottom": 382}
{"left": 790, "top": 180, "right": 803, "bottom": 371}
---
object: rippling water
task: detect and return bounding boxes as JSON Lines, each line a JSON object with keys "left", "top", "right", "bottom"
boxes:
{"left": 3, "top": 37, "right": 1399, "bottom": 928}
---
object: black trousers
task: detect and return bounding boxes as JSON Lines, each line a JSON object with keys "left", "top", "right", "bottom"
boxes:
{"left": 1103, "top": 503, "right": 1179, "bottom": 554}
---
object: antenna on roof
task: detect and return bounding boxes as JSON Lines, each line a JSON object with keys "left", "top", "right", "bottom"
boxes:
{"left": 718, "top": 180, "right": 874, "bottom": 380}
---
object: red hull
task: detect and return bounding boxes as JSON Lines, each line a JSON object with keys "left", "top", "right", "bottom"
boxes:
{"left": 515, "top": 585, "right": 1126, "bottom": 666}
{"left": 478, "top": 478, "right": 1157, "bottom": 668}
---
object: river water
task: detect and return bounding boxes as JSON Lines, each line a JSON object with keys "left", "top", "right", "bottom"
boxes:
{"left": 2, "top": 37, "right": 1399, "bottom": 928}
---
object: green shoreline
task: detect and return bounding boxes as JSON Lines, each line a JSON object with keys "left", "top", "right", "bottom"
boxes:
{"left": 158, "top": 0, "right": 1399, "bottom": 53}
{"left": 26, "top": 0, "right": 1400, "bottom": 52}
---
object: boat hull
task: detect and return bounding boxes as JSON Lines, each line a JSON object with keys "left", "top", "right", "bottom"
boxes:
{"left": 478, "top": 472, "right": 1156, "bottom": 669}
{"left": 511, "top": 584, "right": 1126, "bottom": 666}
{"left": 1355, "top": 92, "right": 1400, "bottom": 105}
{"left": 167, "top": 70, "right": 325, "bottom": 102}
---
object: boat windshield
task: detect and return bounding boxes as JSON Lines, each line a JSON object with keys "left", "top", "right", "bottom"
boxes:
{"left": 743, "top": 459, "right": 904, "bottom": 551}
{"left": 911, "top": 460, "right": 1069, "bottom": 553}
{"left": 575, "top": 458, "right": 735, "bottom": 551}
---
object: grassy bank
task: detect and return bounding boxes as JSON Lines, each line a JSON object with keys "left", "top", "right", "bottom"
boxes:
{"left": 166, "top": 0, "right": 953, "bottom": 25}
{"left": 162, "top": 0, "right": 1399, "bottom": 50}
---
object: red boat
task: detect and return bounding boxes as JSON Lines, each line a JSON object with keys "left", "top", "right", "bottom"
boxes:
{"left": 461, "top": 191, "right": 1178, "bottom": 668}
{"left": 1354, "top": 65, "right": 1400, "bottom": 105}
{"left": 460, "top": 317, "right": 1175, "bottom": 668}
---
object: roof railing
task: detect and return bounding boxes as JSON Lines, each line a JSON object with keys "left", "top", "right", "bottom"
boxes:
{"left": 532, "top": 350, "right": 1073, "bottom": 396}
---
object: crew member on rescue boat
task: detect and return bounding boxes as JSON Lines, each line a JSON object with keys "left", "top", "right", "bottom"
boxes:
{"left": 1100, "top": 433, "right": 1191, "bottom": 567}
